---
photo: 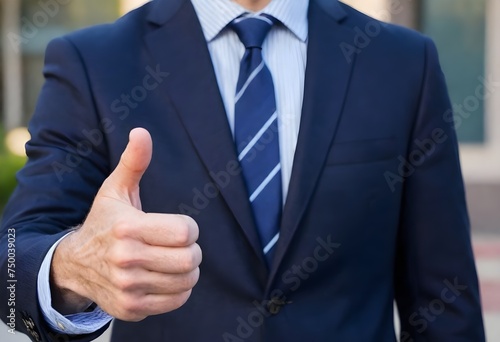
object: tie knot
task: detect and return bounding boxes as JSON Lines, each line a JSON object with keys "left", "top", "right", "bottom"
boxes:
{"left": 230, "top": 14, "right": 277, "bottom": 49}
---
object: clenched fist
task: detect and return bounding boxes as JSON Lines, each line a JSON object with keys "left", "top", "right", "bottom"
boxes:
{"left": 51, "top": 128, "right": 202, "bottom": 321}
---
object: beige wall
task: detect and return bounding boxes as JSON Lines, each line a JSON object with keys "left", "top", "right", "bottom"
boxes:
{"left": 341, "top": 0, "right": 390, "bottom": 21}
{"left": 341, "top": 0, "right": 418, "bottom": 26}
{"left": 120, "top": 0, "right": 150, "bottom": 15}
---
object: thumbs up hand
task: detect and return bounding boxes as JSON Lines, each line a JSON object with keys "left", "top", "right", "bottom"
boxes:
{"left": 50, "top": 128, "right": 202, "bottom": 321}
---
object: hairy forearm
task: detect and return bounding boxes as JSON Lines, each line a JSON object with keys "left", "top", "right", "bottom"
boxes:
{"left": 50, "top": 233, "right": 93, "bottom": 315}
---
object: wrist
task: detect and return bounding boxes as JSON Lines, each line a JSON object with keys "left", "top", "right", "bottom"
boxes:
{"left": 50, "top": 232, "right": 93, "bottom": 314}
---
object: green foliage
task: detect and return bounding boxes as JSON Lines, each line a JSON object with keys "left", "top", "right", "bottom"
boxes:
{"left": 0, "top": 128, "right": 27, "bottom": 214}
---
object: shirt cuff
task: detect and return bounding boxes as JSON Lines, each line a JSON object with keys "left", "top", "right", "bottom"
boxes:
{"left": 37, "top": 233, "right": 113, "bottom": 334}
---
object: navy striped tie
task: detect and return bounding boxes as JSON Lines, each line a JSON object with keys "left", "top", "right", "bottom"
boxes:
{"left": 231, "top": 14, "right": 282, "bottom": 266}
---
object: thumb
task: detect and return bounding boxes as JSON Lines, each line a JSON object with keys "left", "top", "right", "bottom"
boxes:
{"left": 106, "top": 128, "right": 152, "bottom": 195}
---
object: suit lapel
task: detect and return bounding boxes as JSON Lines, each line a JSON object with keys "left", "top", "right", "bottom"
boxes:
{"left": 144, "top": 0, "right": 265, "bottom": 263}
{"left": 269, "top": 0, "right": 357, "bottom": 280}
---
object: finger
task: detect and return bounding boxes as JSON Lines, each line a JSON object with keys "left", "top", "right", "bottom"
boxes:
{"left": 116, "top": 290, "right": 191, "bottom": 322}
{"left": 113, "top": 267, "right": 200, "bottom": 294}
{"left": 142, "top": 291, "right": 193, "bottom": 315}
{"left": 107, "top": 128, "right": 152, "bottom": 193}
{"left": 135, "top": 243, "right": 202, "bottom": 274}
{"left": 130, "top": 214, "right": 199, "bottom": 247}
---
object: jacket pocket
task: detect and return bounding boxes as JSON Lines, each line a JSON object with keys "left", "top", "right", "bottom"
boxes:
{"left": 325, "top": 138, "right": 398, "bottom": 166}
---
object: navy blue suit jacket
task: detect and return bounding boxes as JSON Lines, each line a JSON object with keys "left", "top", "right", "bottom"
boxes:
{"left": 0, "top": 0, "right": 485, "bottom": 341}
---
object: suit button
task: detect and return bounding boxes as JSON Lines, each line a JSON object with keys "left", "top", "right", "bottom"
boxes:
{"left": 56, "top": 320, "right": 66, "bottom": 331}
{"left": 31, "top": 330, "right": 41, "bottom": 342}
{"left": 267, "top": 297, "right": 288, "bottom": 315}
{"left": 21, "top": 313, "right": 41, "bottom": 342}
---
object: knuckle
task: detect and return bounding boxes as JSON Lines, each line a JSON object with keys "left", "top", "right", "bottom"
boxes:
{"left": 118, "top": 309, "right": 143, "bottom": 322}
{"left": 184, "top": 215, "right": 199, "bottom": 232}
{"left": 109, "top": 245, "right": 134, "bottom": 268}
{"left": 114, "top": 272, "right": 137, "bottom": 291}
{"left": 175, "top": 215, "right": 198, "bottom": 245}
{"left": 111, "top": 219, "right": 134, "bottom": 239}
{"left": 175, "top": 269, "right": 200, "bottom": 292}
{"left": 178, "top": 250, "right": 197, "bottom": 273}
{"left": 122, "top": 300, "right": 140, "bottom": 314}
{"left": 119, "top": 294, "right": 144, "bottom": 318}
{"left": 184, "top": 268, "right": 200, "bottom": 290}
{"left": 175, "top": 224, "right": 191, "bottom": 247}
{"left": 170, "top": 291, "right": 192, "bottom": 310}
{"left": 193, "top": 243, "right": 203, "bottom": 265}
{"left": 117, "top": 255, "right": 137, "bottom": 269}
{"left": 185, "top": 244, "right": 202, "bottom": 271}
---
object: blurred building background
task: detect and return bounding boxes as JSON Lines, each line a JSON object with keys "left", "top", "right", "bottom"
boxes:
{"left": 0, "top": 0, "right": 499, "bottom": 341}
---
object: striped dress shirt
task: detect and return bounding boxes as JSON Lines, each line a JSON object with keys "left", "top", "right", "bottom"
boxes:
{"left": 191, "top": 0, "right": 309, "bottom": 202}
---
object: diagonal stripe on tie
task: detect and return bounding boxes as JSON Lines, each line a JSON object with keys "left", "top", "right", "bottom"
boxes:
{"left": 249, "top": 164, "right": 281, "bottom": 202}
{"left": 231, "top": 14, "right": 282, "bottom": 267}
{"left": 235, "top": 61, "right": 265, "bottom": 103}
{"left": 263, "top": 233, "right": 280, "bottom": 255}
{"left": 238, "top": 112, "right": 278, "bottom": 161}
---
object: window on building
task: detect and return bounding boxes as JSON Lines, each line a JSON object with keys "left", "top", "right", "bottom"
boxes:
{"left": 420, "top": 0, "right": 487, "bottom": 143}
{"left": 19, "top": 0, "right": 121, "bottom": 124}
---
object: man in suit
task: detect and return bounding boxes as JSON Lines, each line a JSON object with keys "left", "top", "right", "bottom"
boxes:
{"left": 0, "top": 0, "right": 486, "bottom": 341}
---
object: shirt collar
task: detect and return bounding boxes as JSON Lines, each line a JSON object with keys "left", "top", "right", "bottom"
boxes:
{"left": 191, "top": 0, "right": 309, "bottom": 43}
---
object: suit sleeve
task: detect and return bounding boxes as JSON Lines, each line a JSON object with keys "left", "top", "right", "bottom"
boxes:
{"left": 394, "top": 37, "right": 486, "bottom": 341}
{"left": 0, "top": 36, "right": 111, "bottom": 342}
